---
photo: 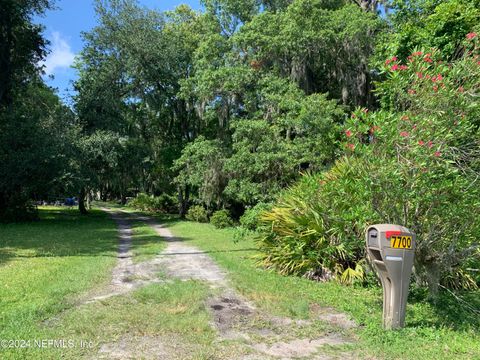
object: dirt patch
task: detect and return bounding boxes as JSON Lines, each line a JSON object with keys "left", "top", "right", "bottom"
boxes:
{"left": 207, "top": 292, "right": 259, "bottom": 340}
{"left": 97, "top": 335, "right": 176, "bottom": 360}
{"left": 310, "top": 304, "right": 357, "bottom": 330}
{"left": 138, "top": 216, "right": 228, "bottom": 286}
{"left": 252, "top": 335, "right": 349, "bottom": 358}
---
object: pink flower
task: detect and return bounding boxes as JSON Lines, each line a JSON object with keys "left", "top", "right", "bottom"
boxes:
{"left": 412, "top": 51, "right": 423, "bottom": 56}
{"left": 385, "top": 59, "right": 392, "bottom": 65}
{"left": 408, "top": 89, "right": 416, "bottom": 95}
{"left": 346, "top": 143, "right": 355, "bottom": 150}
{"left": 433, "top": 85, "right": 438, "bottom": 92}
{"left": 370, "top": 126, "right": 380, "bottom": 133}
{"left": 416, "top": 72, "right": 423, "bottom": 78}
{"left": 400, "top": 131, "right": 409, "bottom": 137}
{"left": 424, "top": 56, "right": 433, "bottom": 63}
{"left": 466, "top": 32, "right": 477, "bottom": 40}
{"left": 434, "top": 151, "right": 441, "bottom": 157}
{"left": 458, "top": 86, "right": 464, "bottom": 93}
{"left": 351, "top": 113, "right": 356, "bottom": 119}
{"left": 391, "top": 64, "right": 399, "bottom": 71}
{"left": 392, "top": 56, "right": 398, "bottom": 61}
{"left": 427, "top": 141, "right": 433, "bottom": 148}
{"left": 399, "top": 65, "right": 408, "bottom": 70}
{"left": 345, "top": 130, "right": 352, "bottom": 137}
{"left": 418, "top": 140, "right": 425, "bottom": 146}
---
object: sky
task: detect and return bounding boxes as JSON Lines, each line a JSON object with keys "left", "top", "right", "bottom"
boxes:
{"left": 36, "top": 0, "right": 201, "bottom": 103}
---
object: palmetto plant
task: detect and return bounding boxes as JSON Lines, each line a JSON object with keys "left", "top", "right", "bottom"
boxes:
{"left": 257, "top": 157, "right": 376, "bottom": 283}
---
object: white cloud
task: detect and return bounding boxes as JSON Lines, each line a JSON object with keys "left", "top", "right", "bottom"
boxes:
{"left": 41, "top": 31, "right": 76, "bottom": 76}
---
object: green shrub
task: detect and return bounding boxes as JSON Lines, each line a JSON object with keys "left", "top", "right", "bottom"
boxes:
{"left": 210, "top": 209, "right": 233, "bottom": 228}
{"left": 343, "top": 47, "right": 480, "bottom": 296}
{"left": 186, "top": 205, "right": 208, "bottom": 223}
{"left": 240, "top": 202, "right": 272, "bottom": 231}
{"left": 129, "top": 193, "right": 177, "bottom": 213}
{"left": 128, "top": 193, "right": 152, "bottom": 211}
{"left": 151, "top": 194, "right": 177, "bottom": 213}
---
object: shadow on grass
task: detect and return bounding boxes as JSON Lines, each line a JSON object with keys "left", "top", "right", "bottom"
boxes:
{"left": 407, "top": 285, "right": 480, "bottom": 331}
{"left": 156, "top": 248, "right": 257, "bottom": 255}
{"left": 0, "top": 207, "right": 119, "bottom": 267}
{"left": 127, "top": 212, "right": 257, "bottom": 254}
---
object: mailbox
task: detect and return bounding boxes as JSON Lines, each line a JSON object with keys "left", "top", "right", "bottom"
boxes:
{"left": 366, "top": 224, "right": 415, "bottom": 329}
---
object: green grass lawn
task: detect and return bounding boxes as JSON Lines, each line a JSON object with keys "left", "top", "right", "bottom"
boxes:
{"left": 48, "top": 280, "right": 232, "bottom": 359}
{"left": 130, "top": 221, "right": 167, "bottom": 263}
{"left": 0, "top": 207, "right": 119, "bottom": 359}
{"left": 149, "top": 214, "right": 480, "bottom": 360}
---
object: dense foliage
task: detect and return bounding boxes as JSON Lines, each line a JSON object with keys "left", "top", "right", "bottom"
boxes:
{"left": 129, "top": 193, "right": 177, "bottom": 213}
{"left": 72, "top": 0, "right": 380, "bottom": 216}
{"left": 0, "top": 0, "right": 76, "bottom": 221}
{"left": 186, "top": 205, "right": 209, "bottom": 223}
{"left": 239, "top": 202, "right": 272, "bottom": 231}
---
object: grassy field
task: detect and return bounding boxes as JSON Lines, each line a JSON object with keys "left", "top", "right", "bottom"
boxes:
{"left": 130, "top": 220, "right": 167, "bottom": 263}
{"left": 149, "top": 214, "right": 480, "bottom": 360}
{"left": 0, "top": 207, "right": 119, "bottom": 358}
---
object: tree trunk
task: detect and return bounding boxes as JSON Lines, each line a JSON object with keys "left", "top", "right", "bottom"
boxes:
{"left": 79, "top": 187, "right": 88, "bottom": 215}
{"left": 0, "top": 191, "right": 6, "bottom": 220}
{"left": 101, "top": 186, "right": 108, "bottom": 202}
{"left": 177, "top": 185, "right": 189, "bottom": 218}
{"left": 120, "top": 193, "right": 127, "bottom": 205}
{"left": 425, "top": 262, "right": 441, "bottom": 302}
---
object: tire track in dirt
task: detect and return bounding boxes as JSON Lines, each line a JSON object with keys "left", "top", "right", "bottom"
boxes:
{"left": 85, "top": 209, "right": 164, "bottom": 303}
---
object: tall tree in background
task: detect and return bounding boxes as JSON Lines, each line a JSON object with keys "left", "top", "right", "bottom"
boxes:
{"left": 0, "top": 0, "right": 75, "bottom": 221}
{"left": 74, "top": 0, "right": 203, "bottom": 215}
{"left": 0, "top": 0, "right": 51, "bottom": 106}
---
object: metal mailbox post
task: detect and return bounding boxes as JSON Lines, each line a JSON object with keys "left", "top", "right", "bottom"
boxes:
{"left": 366, "top": 224, "right": 415, "bottom": 329}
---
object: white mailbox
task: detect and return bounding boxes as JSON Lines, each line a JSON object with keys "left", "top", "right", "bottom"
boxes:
{"left": 366, "top": 224, "right": 415, "bottom": 329}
